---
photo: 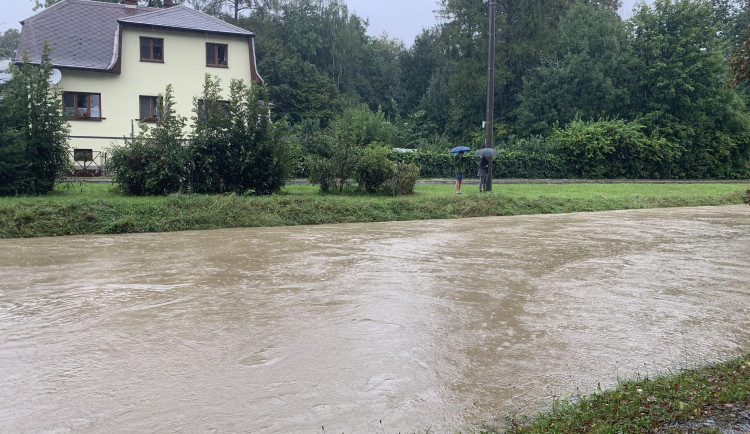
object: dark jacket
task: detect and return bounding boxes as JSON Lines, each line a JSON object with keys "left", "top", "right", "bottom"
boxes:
{"left": 478, "top": 157, "right": 489, "bottom": 176}
{"left": 454, "top": 154, "right": 467, "bottom": 175}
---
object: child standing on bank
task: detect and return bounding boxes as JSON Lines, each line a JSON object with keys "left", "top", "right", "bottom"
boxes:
{"left": 454, "top": 151, "right": 466, "bottom": 194}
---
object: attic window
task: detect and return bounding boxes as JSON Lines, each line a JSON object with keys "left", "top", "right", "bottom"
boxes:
{"left": 140, "top": 37, "right": 164, "bottom": 62}
{"left": 206, "top": 43, "right": 228, "bottom": 67}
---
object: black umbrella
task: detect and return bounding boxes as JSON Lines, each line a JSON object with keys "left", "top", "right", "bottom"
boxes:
{"left": 475, "top": 148, "right": 499, "bottom": 158}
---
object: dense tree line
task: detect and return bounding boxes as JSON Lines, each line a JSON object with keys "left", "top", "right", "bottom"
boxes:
{"left": 202, "top": 0, "right": 750, "bottom": 179}
{"left": 5, "top": 0, "right": 750, "bottom": 186}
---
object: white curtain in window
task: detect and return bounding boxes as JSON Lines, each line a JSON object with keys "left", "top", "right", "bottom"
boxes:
{"left": 90, "top": 94, "right": 100, "bottom": 118}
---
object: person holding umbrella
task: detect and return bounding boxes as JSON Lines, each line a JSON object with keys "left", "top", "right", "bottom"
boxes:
{"left": 475, "top": 148, "right": 499, "bottom": 192}
{"left": 478, "top": 156, "right": 490, "bottom": 192}
{"left": 450, "top": 146, "right": 471, "bottom": 194}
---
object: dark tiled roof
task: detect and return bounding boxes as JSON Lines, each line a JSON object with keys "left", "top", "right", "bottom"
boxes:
{"left": 118, "top": 6, "right": 253, "bottom": 37}
{"left": 15, "top": 0, "right": 253, "bottom": 71}
{"left": 16, "top": 0, "right": 153, "bottom": 70}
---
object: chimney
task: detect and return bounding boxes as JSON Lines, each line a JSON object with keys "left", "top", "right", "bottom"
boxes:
{"left": 163, "top": 0, "right": 173, "bottom": 7}
{"left": 124, "top": 0, "right": 137, "bottom": 6}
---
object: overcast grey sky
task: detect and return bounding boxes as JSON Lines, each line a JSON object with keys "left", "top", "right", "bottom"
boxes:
{"left": 348, "top": 0, "right": 644, "bottom": 44}
{"left": 1, "top": 0, "right": 643, "bottom": 45}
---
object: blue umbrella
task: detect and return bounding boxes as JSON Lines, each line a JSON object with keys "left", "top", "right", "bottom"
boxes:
{"left": 450, "top": 146, "right": 471, "bottom": 154}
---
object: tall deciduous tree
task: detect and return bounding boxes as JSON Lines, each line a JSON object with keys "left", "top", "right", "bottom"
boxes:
{"left": 253, "top": 0, "right": 409, "bottom": 120}
{"left": 434, "top": 0, "right": 574, "bottom": 139}
{"left": 515, "top": 2, "right": 629, "bottom": 135}
{"left": 730, "top": 36, "right": 750, "bottom": 87}
{"left": 317, "top": 0, "right": 369, "bottom": 96}
{"left": 400, "top": 29, "right": 440, "bottom": 114}
{"left": 494, "top": 0, "right": 576, "bottom": 121}
{"left": 726, "top": 0, "right": 750, "bottom": 97}
{"left": 358, "top": 36, "right": 406, "bottom": 116}
{"left": 258, "top": 40, "right": 341, "bottom": 124}
{"left": 627, "top": 0, "right": 750, "bottom": 177}
{"left": 273, "top": 0, "right": 368, "bottom": 95}
{"left": 189, "top": 0, "right": 282, "bottom": 21}
{"left": 435, "top": 0, "right": 495, "bottom": 137}
{"left": 420, "top": 62, "right": 455, "bottom": 134}
{"left": 0, "top": 29, "right": 20, "bottom": 59}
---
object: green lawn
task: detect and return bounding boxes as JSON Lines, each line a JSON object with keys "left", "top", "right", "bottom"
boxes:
{"left": 285, "top": 182, "right": 744, "bottom": 199}
{"left": 16, "top": 180, "right": 745, "bottom": 200}
{"left": 0, "top": 181, "right": 746, "bottom": 238}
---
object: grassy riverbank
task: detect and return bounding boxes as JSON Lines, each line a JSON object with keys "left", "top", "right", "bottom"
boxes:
{"left": 0, "top": 182, "right": 746, "bottom": 238}
{"left": 503, "top": 354, "right": 750, "bottom": 433}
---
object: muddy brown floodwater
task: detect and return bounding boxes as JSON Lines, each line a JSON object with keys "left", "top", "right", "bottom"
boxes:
{"left": 1, "top": 205, "right": 748, "bottom": 433}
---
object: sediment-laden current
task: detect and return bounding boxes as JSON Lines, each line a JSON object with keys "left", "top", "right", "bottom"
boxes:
{"left": 1, "top": 205, "right": 748, "bottom": 432}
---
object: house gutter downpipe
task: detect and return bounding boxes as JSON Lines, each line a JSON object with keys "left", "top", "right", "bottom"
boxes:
{"left": 484, "top": 0, "right": 497, "bottom": 192}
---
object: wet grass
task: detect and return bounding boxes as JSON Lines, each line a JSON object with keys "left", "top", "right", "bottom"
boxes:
{"left": 500, "top": 354, "right": 750, "bottom": 433}
{"left": 0, "top": 181, "right": 746, "bottom": 238}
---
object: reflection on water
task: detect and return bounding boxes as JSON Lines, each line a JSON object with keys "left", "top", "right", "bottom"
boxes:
{"left": 1, "top": 206, "right": 748, "bottom": 432}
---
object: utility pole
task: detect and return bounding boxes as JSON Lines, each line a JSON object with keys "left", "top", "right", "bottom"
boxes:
{"left": 483, "top": 0, "right": 497, "bottom": 192}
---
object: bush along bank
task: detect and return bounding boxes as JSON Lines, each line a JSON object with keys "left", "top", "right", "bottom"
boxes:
{"left": 295, "top": 118, "right": 750, "bottom": 183}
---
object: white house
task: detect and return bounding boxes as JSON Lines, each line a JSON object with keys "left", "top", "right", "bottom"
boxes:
{"left": 15, "top": 0, "right": 262, "bottom": 174}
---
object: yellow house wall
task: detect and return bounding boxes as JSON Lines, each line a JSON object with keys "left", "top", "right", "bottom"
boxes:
{"left": 59, "top": 26, "right": 253, "bottom": 158}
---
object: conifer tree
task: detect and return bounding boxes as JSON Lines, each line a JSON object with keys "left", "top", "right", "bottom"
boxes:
{"left": 0, "top": 43, "right": 69, "bottom": 195}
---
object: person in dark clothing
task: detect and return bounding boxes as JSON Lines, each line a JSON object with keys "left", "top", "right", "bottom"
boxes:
{"left": 454, "top": 151, "right": 466, "bottom": 194}
{"left": 478, "top": 156, "right": 490, "bottom": 192}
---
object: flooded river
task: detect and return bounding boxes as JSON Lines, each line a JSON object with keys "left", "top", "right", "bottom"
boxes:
{"left": 1, "top": 205, "right": 748, "bottom": 432}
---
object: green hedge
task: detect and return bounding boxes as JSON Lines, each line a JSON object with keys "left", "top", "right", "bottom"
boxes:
{"left": 387, "top": 149, "right": 568, "bottom": 179}
{"left": 296, "top": 148, "right": 565, "bottom": 179}
{"left": 386, "top": 150, "right": 456, "bottom": 178}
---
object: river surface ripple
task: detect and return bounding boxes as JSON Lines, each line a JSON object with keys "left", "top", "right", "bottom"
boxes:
{"left": 1, "top": 205, "right": 748, "bottom": 432}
